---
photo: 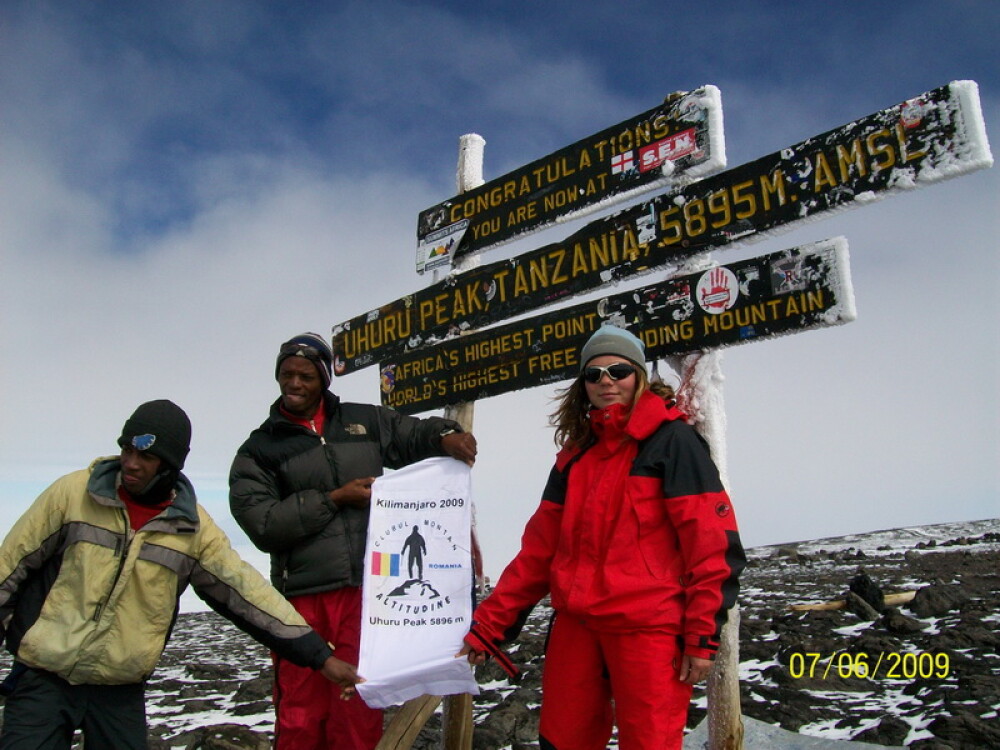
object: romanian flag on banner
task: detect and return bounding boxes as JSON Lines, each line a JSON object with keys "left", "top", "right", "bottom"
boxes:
{"left": 371, "top": 552, "right": 400, "bottom": 577}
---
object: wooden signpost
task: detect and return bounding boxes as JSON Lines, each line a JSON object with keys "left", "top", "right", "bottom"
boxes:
{"left": 333, "top": 81, "right": 991, "bottom": 377}
{"left": 379, "top": 238, "right": 856, "bottom": 414}
{"left": 416, "top": 85, "right": 725, "bottom": 273}
{"left": 338, "top": 80, "right": 992, "bottom": 750}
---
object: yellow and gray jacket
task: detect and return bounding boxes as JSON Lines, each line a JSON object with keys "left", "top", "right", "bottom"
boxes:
{"left": 0, "top": 457, "right": 333, "bottom": 685}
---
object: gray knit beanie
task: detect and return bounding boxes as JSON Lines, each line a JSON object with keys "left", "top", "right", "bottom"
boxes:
{"left": 579, "top": 325, "right": 646, "bottom": 372}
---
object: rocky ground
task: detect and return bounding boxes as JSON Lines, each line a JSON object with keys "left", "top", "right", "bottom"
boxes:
{"left": 0, "top": 518, "right": 996, "bottom": 749}
{"left": 722, "top": 520, "right": 999, "bottom": 749}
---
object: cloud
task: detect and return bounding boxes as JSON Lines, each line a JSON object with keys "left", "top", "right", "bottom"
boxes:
{"left": 1, "top": 0, "right": 996, "bottom": 585}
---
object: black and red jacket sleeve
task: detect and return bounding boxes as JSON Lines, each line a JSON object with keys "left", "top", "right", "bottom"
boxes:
{"left": 463, "top": 455, "right": 576, "bottom": 677}
{"left": 640, "top": 419, "right": 746, "bottom": 660}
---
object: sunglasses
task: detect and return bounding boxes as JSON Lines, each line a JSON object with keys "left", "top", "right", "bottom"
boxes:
{"left": 280, "top": 343, "right": 325, "bottom": 359}
{"left": 582, "top": 363, "right": 636, "bottom": 383}
{"left": 126, "top": 434, "right": 157, "bottom": 451}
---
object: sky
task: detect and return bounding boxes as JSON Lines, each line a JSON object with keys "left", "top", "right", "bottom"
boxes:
{"left": 2, "top": 1, "right": 997, "bottom": 611}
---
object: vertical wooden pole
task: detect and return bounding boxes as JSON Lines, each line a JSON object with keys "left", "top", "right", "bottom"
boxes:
{"left": 377, "top": 135, "right": 483, "bottom": 750}
{"left": 670, "top": 333, "right": 743, "bottom": 749}
{"left": 440, "top": 133, "right": 485, "bottom": 750}
{"left": 439, "top": 378, "right": 475, "bottom": 750}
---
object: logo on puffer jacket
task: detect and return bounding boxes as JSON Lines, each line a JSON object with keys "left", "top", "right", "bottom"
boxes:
{"left": 715, "top": 501, "right": 731, "bottom": 518}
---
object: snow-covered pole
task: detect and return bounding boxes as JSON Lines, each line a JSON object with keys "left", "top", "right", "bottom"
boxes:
{"left": 442, "top": 133, "right": 485, "bottom": 434}
{"left": 439, "top": 133, "right": 485, "bottom": 750}
{"left": 665, "top": 263, "right": 743, "bottom": 750}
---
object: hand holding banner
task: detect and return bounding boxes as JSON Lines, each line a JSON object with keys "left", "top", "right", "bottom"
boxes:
{"left": 357, "top": 457, "right": 480, "bottom": 708}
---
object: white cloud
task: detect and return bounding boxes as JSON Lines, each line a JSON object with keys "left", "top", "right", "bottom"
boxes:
{"left": 1, "top": 0, "right": 997, "bottom": 589}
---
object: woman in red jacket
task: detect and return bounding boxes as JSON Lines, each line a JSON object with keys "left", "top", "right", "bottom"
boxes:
{"left": 461, "top": 325, "right": 745, "bottom": 750}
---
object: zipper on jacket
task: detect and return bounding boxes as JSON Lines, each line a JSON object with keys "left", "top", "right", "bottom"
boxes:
{"left": 96, "top": 522, "right": 134, "bottom": 622}
{"left": 309, "top": 418, "right": 326, "bottom": 445}
{"left": 346, "top": 532, "right": 356, "bottom": 582}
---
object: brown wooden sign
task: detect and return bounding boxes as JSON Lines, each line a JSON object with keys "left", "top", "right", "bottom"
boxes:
{"left": 378, "top": 237, "right": 856, "bottom": 414}
{"left": 416, "top": 86, "right": 724, "bottom": 273}
{"left": 334, "top": 81, "right": 991, "bottom": 376}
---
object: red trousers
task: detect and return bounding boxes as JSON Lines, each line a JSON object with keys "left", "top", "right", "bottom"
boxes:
{"left": 273, "top": 587, "right": 383, "bottom": 750}
{"left": 539, "top": 615, "right": 693, "bottom": 750}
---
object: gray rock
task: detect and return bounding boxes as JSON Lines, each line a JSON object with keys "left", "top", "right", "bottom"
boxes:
{"left": 232, "top": 676, "right": 272, "bottom": 703}
{"left": 851, "top": 714, "right": 910, "bottom": 745}
{"left": 926, "top": 712, "right": 1000, "bottom": 749}
{"left": 175, "top": 723, "right": 271, "bottom": 750}
{"left": 849, "top": 571, "right": 885, "bottom": 612}
{"left": 845, "top": 591, "right": 881, "bottom": 621}
{"left": 880, "top": 607, "right": 925, "bottom": 634}
{"left": 908, "top": 584, "right": 970, "bottom": 617}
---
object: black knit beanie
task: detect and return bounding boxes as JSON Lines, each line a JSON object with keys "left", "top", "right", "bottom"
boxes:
{"left": 275, "top": 332, "right": 333, "bottom": 388}
{"left": 118, "top": 400, "right": 192, "bottom": 471}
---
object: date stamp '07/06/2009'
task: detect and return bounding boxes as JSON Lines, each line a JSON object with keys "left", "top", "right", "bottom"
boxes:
{"left": 787, "top": 651, "right": 951, "bottom": 681}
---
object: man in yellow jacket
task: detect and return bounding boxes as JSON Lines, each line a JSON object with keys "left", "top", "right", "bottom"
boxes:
{"left": 0, "top": 400, "right": 360, "bottom": 750}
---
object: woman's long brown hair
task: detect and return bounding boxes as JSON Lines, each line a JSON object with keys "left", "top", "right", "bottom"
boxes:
{"left": 549, "top": 365, "right": 675, "bottom": 450}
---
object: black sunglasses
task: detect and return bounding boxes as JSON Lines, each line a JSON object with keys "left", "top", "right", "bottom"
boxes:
{"left": 582, "top": 363, "right": 636, "bottom": 383}
{"left": 280, "top": 343, "right": 325, "bottom": 360}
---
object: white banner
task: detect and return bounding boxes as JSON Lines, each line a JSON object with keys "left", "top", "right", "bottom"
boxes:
{"left": 357, "top": 457, "right": 479, "bottom": 708}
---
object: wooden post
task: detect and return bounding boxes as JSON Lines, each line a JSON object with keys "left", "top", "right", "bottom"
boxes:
{"left": 669, "top": 335, "right": 743, "bottom": 749}
{"left": 706, "top": 604, "right": 743, "bottom": 750}
{"left": 375, "top": 134, "right": 483, "bottom": 750}
{"left": 376, "top": 696, "right": 444, "bottom": 750}
{"left": 439, "top": 133, "right": 484, "bottom": 750}
{"left": 440, "top": 371, "right": 475, "bottom": 750}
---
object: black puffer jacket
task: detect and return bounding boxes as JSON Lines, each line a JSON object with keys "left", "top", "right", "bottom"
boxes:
{"left": 229, "top": 391, "right": 459, "bottom": 596}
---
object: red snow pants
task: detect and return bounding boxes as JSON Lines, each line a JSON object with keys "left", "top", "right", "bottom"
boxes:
{"left": 539, "top": 614, "right": 693, "bottom": 750}
{"left": 273, "top": 587, "right": 383, "bottom": 750}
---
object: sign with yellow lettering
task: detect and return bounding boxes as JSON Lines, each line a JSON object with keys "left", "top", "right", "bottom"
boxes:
{"left": 379, "top": 237, "right": 856, "bottom": 414}
{"left": 335, "top": 81, "right": 991, "bottom": 375}
{"left": 416, "top": 86, "right": 725, "bottom": 273}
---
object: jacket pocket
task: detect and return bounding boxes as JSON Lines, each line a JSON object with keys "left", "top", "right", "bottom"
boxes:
{"left": 631, "top": 494, "right": 679, "bottom": 580}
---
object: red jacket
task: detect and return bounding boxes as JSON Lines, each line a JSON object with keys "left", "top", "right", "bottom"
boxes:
{"left": 468, "top": 391, "right": 745, "bottom": 667}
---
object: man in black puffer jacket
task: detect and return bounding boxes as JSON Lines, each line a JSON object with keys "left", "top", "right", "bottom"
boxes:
{"left": 229, "top": 332, "right": 477, "bottom": 750}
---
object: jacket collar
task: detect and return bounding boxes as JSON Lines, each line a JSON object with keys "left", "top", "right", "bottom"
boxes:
{"left": 87, "top": 457, "right": 200, "bottom": 525}
{"left": 625, "top": 390, "right": 687, "bottom": 440}
{"left": 266, "top": 390, "right": 340, "bottom": 432}
{"left": 593, "top": 390, "right": 683, "bottom": 441}
{"left": 556, "top": 391, "right": 686, "bottom": 467}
